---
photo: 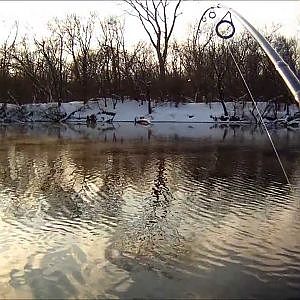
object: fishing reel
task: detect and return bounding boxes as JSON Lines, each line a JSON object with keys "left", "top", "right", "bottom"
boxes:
{"left": 197, "top": 4, "right": 236, "bottom": 40}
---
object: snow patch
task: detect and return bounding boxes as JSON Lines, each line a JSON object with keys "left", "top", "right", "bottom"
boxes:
{"left": 0, "top": 98, "right": 298, "bottom": 124}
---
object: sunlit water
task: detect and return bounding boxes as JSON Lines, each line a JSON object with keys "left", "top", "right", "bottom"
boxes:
{"left": 0, "top": 123, "right": 300, "bottom": 299}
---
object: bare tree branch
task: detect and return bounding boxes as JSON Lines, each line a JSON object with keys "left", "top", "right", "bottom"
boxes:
{"left": 124, "top": 0, "right": 182, "bottom": 81}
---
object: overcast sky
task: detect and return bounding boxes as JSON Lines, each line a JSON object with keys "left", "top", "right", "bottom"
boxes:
{"left": 0, "top": 1, "right": 299, "bottom": 44}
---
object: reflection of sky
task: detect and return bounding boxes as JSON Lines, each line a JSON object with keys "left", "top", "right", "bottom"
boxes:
{"left": 0, "top": 127, "right": 300, "bottom": 297}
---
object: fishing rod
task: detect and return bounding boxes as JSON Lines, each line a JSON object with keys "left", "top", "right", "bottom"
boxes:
{"left": 196, "top": 3, "right": 298, "bottom": 186}
{"left": 197, "top": 3, "right": 300, "bottom": 106}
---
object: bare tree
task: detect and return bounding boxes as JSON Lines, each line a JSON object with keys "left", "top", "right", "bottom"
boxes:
{"left": 124, "top": 0, "right": 182, "bottom": 81}
{"left": 99, "top": 16, "right": 126, "bottom": 99}
{"left": 34, "top": 32, "right": 65, "bottom": 104}
{"left": 61, "top": 13, "right": 96, "bottom": 103}
{"left": 0, "top": 22, "right": 18, "bottom": 101}
{"left": 13, "top": 37, "right": 54, "bottom": 102}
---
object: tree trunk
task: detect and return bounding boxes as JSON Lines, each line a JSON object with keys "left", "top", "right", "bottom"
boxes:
{"left": 220, "top": 99, "right": 228, "bottom": 116}
{"left": 147, "top": 88, "right": 152, "bottom": 114}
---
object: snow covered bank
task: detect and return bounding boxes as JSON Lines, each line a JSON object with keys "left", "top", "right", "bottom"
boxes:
{"left": 0, "top": 98, "right": 299, "bottom": 124}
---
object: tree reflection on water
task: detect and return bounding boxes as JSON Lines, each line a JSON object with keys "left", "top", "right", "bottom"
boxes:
{"left": 0, "top": 124, "right": 299, "bottom": 298}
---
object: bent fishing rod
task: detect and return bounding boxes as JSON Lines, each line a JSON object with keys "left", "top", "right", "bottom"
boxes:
{"left": 196, "top": 3, "right": 300, "bottom": 106}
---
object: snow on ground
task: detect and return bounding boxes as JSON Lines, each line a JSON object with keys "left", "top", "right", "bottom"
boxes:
{"left": 0, "top": 98, "right": 299, "bottom": 123}
{"left": 148, "top": 101, "right": 298, "bottom": 123}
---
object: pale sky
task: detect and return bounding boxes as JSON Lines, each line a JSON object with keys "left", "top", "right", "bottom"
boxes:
{"left": 0, "top": 1, "right": 299, "bottom": 44}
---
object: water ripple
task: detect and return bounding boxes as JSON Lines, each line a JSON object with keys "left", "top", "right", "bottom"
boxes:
{"left": 0, "top": 125, "right": 300, "bottom": 298}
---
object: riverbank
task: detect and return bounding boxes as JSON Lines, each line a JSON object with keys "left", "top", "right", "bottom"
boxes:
{"left": 0, "top": 98, "right": 299, "bottom": 124}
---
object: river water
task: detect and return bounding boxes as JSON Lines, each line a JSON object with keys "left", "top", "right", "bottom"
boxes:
{"left": 0, "top": 123, "right": 300, "bottom": 299}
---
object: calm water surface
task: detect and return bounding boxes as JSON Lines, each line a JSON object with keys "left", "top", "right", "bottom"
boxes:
{"left": 0, "top": 123, "right": 300, "bottom": 299}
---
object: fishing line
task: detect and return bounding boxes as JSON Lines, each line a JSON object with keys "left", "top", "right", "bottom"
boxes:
{"left": 228, "top": 47, "right": 292, "bottom": 187}
{"left": 198, "top": 6, "right": 292, "bottom": 188}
